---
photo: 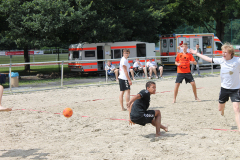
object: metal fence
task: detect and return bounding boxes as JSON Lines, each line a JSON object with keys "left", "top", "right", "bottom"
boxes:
{"left": 0, "top": 53, "right": 69, "bottom": 64}
{"left": 0, "top": 55, "right": 218, "bottom": 93}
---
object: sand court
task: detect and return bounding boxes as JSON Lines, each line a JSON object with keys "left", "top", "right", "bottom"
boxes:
{"left": 0, "top": 75, "right": 240, "bottom": 159}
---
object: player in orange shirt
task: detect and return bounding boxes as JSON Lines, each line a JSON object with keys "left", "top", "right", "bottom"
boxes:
{"left": 173, "top": 43, "right": 200, "bottom": 103}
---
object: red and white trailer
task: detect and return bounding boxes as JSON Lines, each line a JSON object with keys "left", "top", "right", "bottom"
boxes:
{"left": 159, "top": 33, "right": 223, "bottom": 68}
{"left": 68, "top": 41, "right": 155, "bottom": 72}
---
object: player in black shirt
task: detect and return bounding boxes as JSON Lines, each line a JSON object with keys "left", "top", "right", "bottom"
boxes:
{"left": 127, "top": 81, "right": 168, "bottom": 137}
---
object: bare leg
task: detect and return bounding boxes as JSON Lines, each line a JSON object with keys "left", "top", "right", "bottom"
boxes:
{"left": 114, "top": 69, "right": 119, "bottom": 81}
{"left": 130, "top": 69, "right": 135, "bottom": 80}
{"left": 218, "top": 103, "right": 226, "bottom": 116}
{"left": 119, "top": 91, "right": 127, "bottom": 111}
{"left": 159, "top": 66, "right": 163, "bottom": 77}
{"left": 149, "top": 68, "right": 153, "bottom": 77}
{"left": 232, "top": 102, "right": 240, "bottom": 132}
{"left": 125, "top": 89, "right": 130, "bottom": 110}
{"left": 173, "top": 83, "right": 180, "bottom": 103}
{"left": 143, "top": 67, "right": 146, "bottom": 77}
{"left": 190, "top": 81, "right": 200, "bottom": 101}
{"left": 152, "top": 67, "right": 158, "bottom": 78}
{"left": 151, "top": 110, "right": 168, "bottom": 137}
{"left": 0, "top": 85, "right": 12, "bottom": 111}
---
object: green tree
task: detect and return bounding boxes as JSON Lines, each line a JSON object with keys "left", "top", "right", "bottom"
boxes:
{"left": 67, "top": 0, "right": 169, "bottom": 43}
{"left": 165, "top": 0, "right": 238, "bottom": 42}
{"left": 0, "top": 0, "right": 92, "bottom": 70}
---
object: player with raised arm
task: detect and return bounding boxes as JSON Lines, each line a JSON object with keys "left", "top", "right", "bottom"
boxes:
{"left": 190, "top": 42, "right": 240, "bottom": 132}
{"left": 173, "top": 43, "right": 200, "bottom": 103}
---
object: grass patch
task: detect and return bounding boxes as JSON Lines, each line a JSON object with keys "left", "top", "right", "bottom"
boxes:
{"left": 0, "top": 54, "right": 68, "bottom": 64}
{"left": 0, "top": 65, "right": 72, "bottom": 76}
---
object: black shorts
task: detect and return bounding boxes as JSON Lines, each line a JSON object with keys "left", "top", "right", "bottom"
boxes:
{"left": 132, "top": 67, "right": 138, "bottom": 71}
{"left": 119, "top": 78, "right": 130, "bottom": 91}
{"left": 219, "top": 87, "right": 240, "bottom": 104}
{"left": 131, "top": 110, "right": 155, "bottom": 126}
{"left": 175, "top": 73, "right": 194, "bottom": 84}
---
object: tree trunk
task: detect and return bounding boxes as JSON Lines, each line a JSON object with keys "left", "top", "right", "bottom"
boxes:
{"left": 215, "top": 19, "right": 225, "bottom": 42}
{"left": 24, "top": 45, "right": 30, "bottom": 71}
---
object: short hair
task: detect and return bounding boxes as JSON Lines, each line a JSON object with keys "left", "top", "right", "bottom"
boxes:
{"left": 146, "top": 81, "right": 155, "bottom": 89}
{"left": 196, "top": 44, "right": 199, "bottom": 45}
{"left": 222, "top": 42, "right": 235, "bottom": 58}
{"left": 107, "top": 60, "right": 111, "bottom": 63}
{"left": 123, "top": 48, "right": 130, "bottom": 53}
{"left": 136, "top": 58, "right": 139, "bottom": 60}
{"left": 183, "top": 43, "right": 188, "bottom": 46}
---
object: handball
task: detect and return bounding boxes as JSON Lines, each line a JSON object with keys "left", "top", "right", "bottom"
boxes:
{"left": 63, "top": 108, "right": 73, "bottom": 118}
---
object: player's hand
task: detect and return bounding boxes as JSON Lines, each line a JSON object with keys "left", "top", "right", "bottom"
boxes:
{"left": 129, "top": 120, "right": 135, "bottom": 125}
{"left": 129, "top": 80, "right": 132, "bottom": 85}
{"left": 176, "top": 63, "right": 181, "bottom": 66}
{"left": 126, "top": 102, "right": 131, "bottom": 108}
{"left": 189, "top": 49, "right": 197, "bottom": 55}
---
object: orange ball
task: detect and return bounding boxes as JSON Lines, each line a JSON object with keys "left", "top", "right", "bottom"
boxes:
{"left": 63, "top": 108, "right": 73, "bottom": 118}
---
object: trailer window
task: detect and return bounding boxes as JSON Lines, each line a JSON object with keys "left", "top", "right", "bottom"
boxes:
{"left": 114, "top": 50, "right": 121, "bottom": 58}
{"left": 216, "top": 42, "right": 222, "bottom": 50}
{"left": 163, "top": 40, "right": 167, "bottom": 48}
{"left": 170, "top": 39, "right": 173, "bottom": 48}
{"left": 73, "top": 51, "right": 79, "bottom": 58}
{"left": 85, "top": 51, "right": 95, "bottom": 57}
{"left": 137, "top": 44, "right": 146, "bottom": 57}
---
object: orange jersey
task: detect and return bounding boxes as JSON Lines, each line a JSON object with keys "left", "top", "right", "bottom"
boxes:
{"left": 175, "top": 52, "right": 195, "bottom": 73}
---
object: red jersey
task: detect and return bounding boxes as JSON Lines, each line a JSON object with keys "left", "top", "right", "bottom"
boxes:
{"left": 175, "top": 52, "right": 195, "bottom": 73}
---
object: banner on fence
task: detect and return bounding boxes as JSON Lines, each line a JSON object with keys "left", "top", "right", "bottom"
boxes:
{"left": 5, "top": 51, "right": 34, "bottom": 55}
{"left": 0, "top": 52, "right": 5, "bottom": 56}
{"left": 34, "top": 50, "right": 44, "bottom": 54}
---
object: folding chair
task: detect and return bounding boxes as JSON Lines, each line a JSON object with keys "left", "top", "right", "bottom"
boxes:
{"left": 133, "top": 68, "right": 144, "bottom": 79}
{"left": 107, "top": 69, "right": 116, "bottom": 81}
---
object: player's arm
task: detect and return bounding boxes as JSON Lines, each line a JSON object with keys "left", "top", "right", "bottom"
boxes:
{"left": 127, "top": 94, "right": 141, "bottom": 125}
{"left": 127, "top": 94, "right": 141, "bottom": 109}
{"left": 123, "top": 65, "right": 132, "bottom": 85}
{"left": 189, "top": 49, "right": 212, "bottom": 63}
{"left": 175, "top": 61, "right": 180, "bottom": 66}
{"left": 175, "top": 55, "right": 180, "bottom": 66}
{"left": 190, "top": 60, "right": 197, "bottom": 65}
{"left": 190, "top": 56, "right": 197, "bottom": 65}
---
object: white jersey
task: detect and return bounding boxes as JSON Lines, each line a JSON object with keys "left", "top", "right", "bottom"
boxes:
{"left": 105, "top": 64, "right": 115, "bottom": 70}
{"left": 133, "top": 61, "right": 143, "bottom": 68}
{"left": 147, "top": 61, "right": 156, "bottom": 67}
{"left": 213, "top": 57, "right": 240, "bottom": 89}
{"left": 118, "top": 57, "right": 130, "bottom": 80}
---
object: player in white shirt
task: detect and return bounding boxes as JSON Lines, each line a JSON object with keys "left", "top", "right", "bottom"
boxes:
{"left": 118, "top": 48, "right": 132, "bottom": 111}
{"left": 190, "top": 42, "right": 240, "bottom": 132}
{"left": 105, "top": 60, "right": 119, "bottom": 81}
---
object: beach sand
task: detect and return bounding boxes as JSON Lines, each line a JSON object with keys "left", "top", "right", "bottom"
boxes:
{"left": 0, "top": 75, "right": 240, "bottom": 159}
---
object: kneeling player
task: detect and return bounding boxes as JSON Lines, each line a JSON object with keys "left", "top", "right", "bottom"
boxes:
{"left": 127, "top": 81, "right": 168, "bottom": 137}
